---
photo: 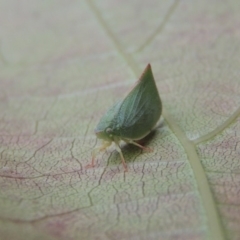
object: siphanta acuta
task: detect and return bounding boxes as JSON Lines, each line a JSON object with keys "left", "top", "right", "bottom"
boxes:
{"left": 87, "top": 64, "right": 162, "bottom": 171}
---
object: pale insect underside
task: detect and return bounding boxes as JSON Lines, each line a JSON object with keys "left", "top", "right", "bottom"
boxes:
{"left": 86, "top": 138, "right": 153, "bottom": 172}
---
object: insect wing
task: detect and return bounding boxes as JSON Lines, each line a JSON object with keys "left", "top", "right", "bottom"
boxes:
{"left": 115, "top": 64, "right": 162, "bottom": 140}
{"left": 95, "top": 100, "right": 122, "bottom": 133}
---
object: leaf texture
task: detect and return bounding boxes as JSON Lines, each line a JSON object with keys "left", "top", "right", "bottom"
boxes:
{"left": 0, "top": 0, "right": 240, "bottom": 240}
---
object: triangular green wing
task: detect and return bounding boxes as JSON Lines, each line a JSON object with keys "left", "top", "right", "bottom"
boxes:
{"left": 95, "top": 100, "right": 122, "bottom": 133}
{"left": 114, "top": 64, "right": 162, "bottom": 140}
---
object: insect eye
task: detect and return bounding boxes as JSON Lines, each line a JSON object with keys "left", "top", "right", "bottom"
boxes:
{"left": 106, "top": 128, "right": 112, "bottom": 134}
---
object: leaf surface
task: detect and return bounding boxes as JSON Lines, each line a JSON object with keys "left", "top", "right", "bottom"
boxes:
{"left": 0, "top": 0, "right": 240, "bottom": 240}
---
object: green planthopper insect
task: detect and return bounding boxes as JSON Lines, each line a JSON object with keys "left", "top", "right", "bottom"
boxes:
{"left": 86, "top": 64, "right": 162, "bottom": 171}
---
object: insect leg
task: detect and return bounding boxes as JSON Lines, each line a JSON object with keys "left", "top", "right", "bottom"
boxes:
{"left": 127, "top": 140, "right": 153, "bottom": 152}
{"left": 86, "top": 141, "right": 112, "bottom": 169}
{"left": 114, "top": 142, "right": 128, "bottom": 172}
